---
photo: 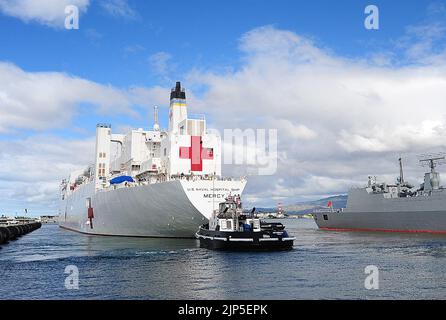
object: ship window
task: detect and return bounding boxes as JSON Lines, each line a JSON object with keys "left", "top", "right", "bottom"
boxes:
{"left": 323, "top": 215, "right": 328, "bottom": 221}
{"left": 226, "top": 220, "right": 232, "bottom": 230}
{"left": 164, "top": 148, "right": 167, "bottom": 156}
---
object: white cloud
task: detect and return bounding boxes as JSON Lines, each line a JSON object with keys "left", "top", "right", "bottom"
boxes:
{"left": 129, "top": 85, "right": 170, "bottom": 107}
{"left": 123, "top": 44, "right": 145, "bottom": 55}
{"left": 398, "top": 22, "right": 446, "bottom": 61}
{"left": 0, "top": 136, "right": 94, "bottom": 214}
{"left": 338, "top": 120, "right": 446, "bottom": 153}
{"left": 274, "top": 120, "right": 317, "bottom": 140}
{"left": 184, "top": 25, "right": 446, "bottom": 206}
{"left": 148, "top": 51, "right": 173, "bottom": 79}
{"left": 99, "top": 0, "right": 137, "bottom": 20}
{"left": 0, "top": 0, "right": 89, "bottom": 28}
{"left": 391, "top": 8, "right": 446, "bottom": 65}
{"left": 0, "top": 62, "right": 139, "bottom": 132}
{"left": 4, "top": 24, "right": 446, "bottom": 210}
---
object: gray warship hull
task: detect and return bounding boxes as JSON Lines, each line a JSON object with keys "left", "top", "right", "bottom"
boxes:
{"left": 314, "top": 188, "right": 446, "bottom": 234}
{"left": 314, "top": 210, "right": 446, "bottom": 234}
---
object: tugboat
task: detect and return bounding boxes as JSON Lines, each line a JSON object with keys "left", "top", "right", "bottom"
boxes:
{"left": 196, "top": 195, "right": 295, "bottom": 251}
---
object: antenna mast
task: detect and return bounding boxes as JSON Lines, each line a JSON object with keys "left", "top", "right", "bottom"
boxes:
{"left": 419, "top": 153, "right": 446, "bottom": 191}
{"left": 419, "top": 155, "right": 446, "bottom": 173}
{"left": 153, "top": 106, "right": 160, "bottom": 131}
{"left": 399, "top": 157, "right": 405, "bottom": 184}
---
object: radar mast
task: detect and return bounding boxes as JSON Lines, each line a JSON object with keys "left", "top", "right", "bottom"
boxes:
{"left": 419, "top": 154, "right": 446, "bottom": 191}
{"left": 398, "top": 157, "right": 405, "bottom": 185}
{"left": 153, "top": 105, "right": 160, "bottom": 131}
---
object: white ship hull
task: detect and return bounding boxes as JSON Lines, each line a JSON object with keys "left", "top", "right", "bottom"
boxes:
{"left": 59, "top": 179, "right": 246, "bottom": 238}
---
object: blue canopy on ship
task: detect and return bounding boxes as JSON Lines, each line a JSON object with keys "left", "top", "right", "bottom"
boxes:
{"left": 110, "top": 176, "right": 134, "bottom": 185}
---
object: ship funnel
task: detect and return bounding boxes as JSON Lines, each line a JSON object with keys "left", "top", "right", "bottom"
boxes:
{"left": 168, "top": 81, "right": 188, "bottom": 133}
{"left": 170, "top": 81, "right": 186, "bottom": 100}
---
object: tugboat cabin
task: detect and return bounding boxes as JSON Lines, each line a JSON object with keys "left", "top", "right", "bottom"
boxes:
{"left": 210, "top": 196, "right": 261, "bottom": 232}
{"left": 196, "top": 195, "right": 295, "bottom": 251}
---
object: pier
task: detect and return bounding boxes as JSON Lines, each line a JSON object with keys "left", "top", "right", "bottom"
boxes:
{"left": 0, "top": 222, "right": 42, "bottom": 245}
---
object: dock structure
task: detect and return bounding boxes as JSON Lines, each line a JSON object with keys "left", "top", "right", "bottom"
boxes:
{"left": 40, "top": 215, "right": 58, "bottom": 224}
{"left": 0, "top": 222, "right": 42, "bottom": 245}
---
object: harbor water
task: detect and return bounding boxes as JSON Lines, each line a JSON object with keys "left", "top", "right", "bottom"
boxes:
{"left": 1, "top": 219, "right": 446, "bottom": 300}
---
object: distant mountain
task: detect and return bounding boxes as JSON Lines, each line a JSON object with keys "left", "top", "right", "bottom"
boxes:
{"left": 284, "top": 195, "right": 348, "bottom": 215}
{"left": 243, "top": 207, "right": 276, "bottom": 213}
{"left": 245, "top": 195, "right": 348, "bottom": 215}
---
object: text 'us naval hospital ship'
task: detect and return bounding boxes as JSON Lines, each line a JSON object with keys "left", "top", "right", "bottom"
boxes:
{"left": 59, "top": 82, "right": 246, "bottom": 238}
{"left": 314, "top": 156, "right": 446, "bottom": 234}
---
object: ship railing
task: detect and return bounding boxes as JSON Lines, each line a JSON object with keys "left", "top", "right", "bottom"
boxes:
{"left": 169, "top": 175, "right": 246, "bottom": 182}
{"left": 188, "top": 114, "right": 206, "bottom": 121}
{"left": 97, "top": 175, "right": 246, "bottom": 190}
{"left": 313, "top": 208, "right": 345, "bottom": 213}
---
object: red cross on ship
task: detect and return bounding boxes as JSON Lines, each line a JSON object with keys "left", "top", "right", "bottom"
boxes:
{"left": 179, "top": 136, "right": 214, "bottom": 172}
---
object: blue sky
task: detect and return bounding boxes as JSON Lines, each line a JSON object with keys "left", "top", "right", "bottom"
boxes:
{"left": 1, "top": 0, "right": 441, "bottom": 137}
{"left": 0, "top": 1, "right": 437, "bottom": 85}
{"left": 2, "top": 0, "right": 446, "bottom": 215}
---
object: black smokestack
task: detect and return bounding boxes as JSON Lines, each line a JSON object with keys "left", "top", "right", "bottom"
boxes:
{"left": 170, "top": 81, "right": 186, "bottom": 100}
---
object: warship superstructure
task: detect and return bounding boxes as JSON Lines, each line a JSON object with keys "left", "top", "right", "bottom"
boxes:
{"left": 59, "top": 82, "right": 246, "bottom": 238}
{"left": 314, "top": 156, "right": 446, "bottom": 234}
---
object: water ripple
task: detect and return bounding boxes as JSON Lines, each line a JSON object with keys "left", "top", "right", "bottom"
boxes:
{"left": 1, "top": 221, "right": 446, "bottom": 299}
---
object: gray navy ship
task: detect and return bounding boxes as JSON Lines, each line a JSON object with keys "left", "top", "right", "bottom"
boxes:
{"left": 314, "top": 156, "right": 446, "bottom": 234}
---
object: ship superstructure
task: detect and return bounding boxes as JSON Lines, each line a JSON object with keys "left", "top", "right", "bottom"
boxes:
{"left": 59, "top": 82, "right": 246, "bottom": 238}
{"left": 314, "top": 156, "right": 446, "bottom": 234}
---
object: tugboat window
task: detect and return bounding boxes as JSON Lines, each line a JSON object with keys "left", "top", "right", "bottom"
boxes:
{"left": 226, "top": 220, "right": 232, "bottom": 230}
{"left": 323, "top": 215, "right": 328, "bottom": 221}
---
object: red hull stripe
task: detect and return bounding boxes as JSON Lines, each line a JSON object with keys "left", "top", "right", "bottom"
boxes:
{"left": 320, "top": 227, "right": 446, "bottom": 235}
